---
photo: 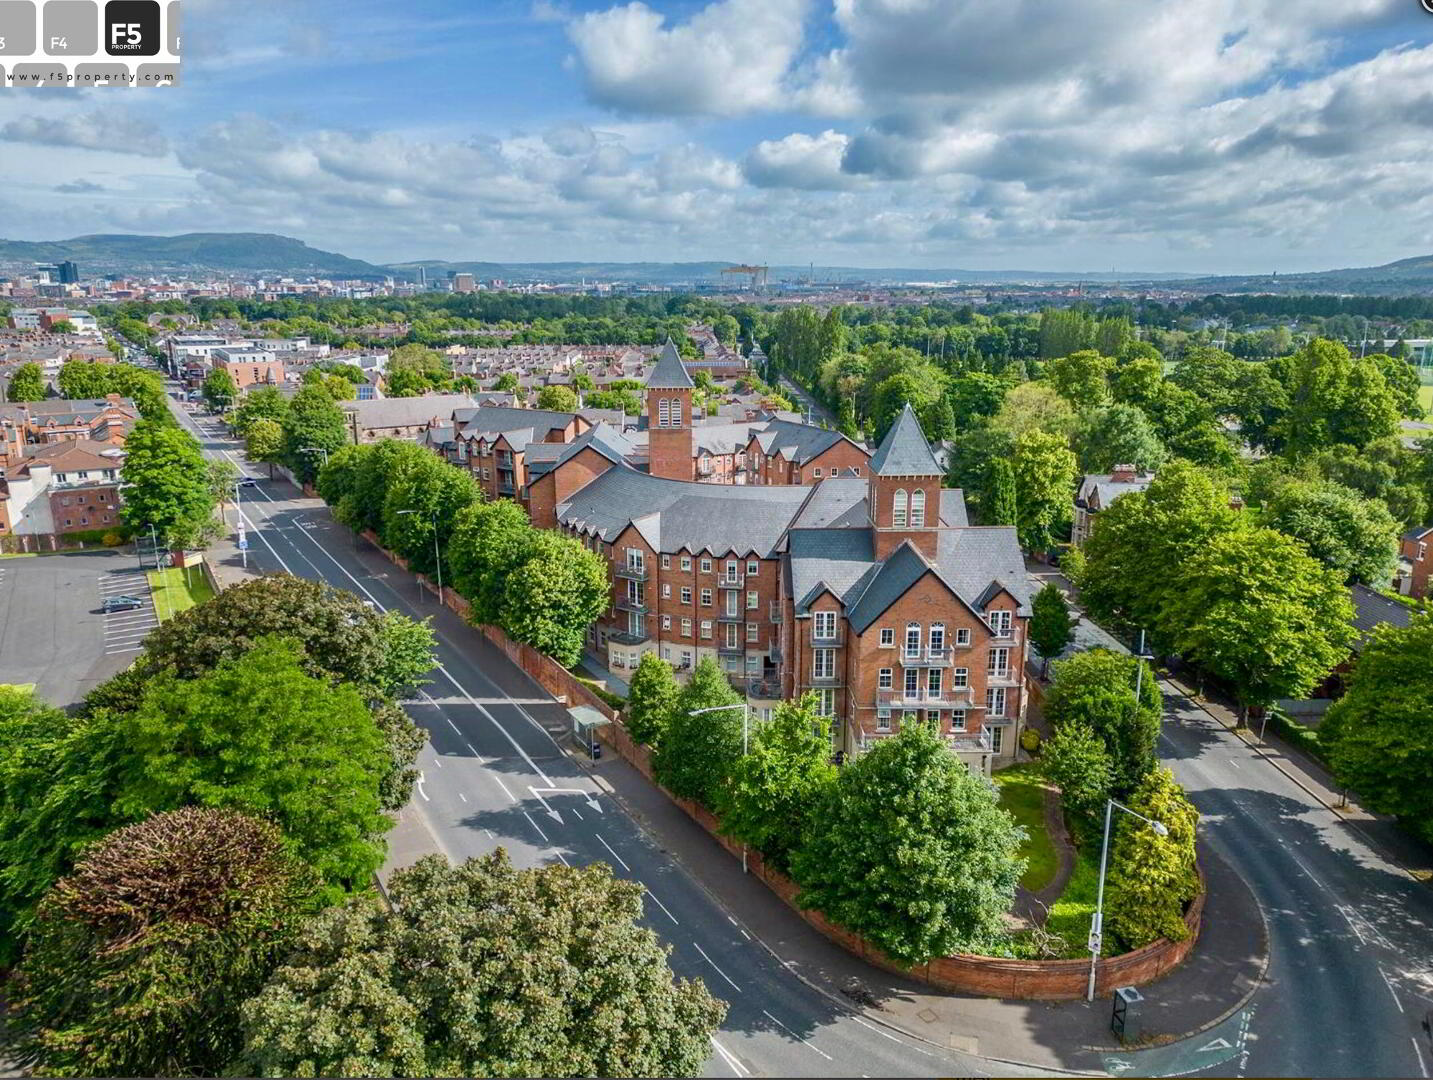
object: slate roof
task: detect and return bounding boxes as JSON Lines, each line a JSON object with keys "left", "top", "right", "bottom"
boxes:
{"left": 1349, "top": 584, "right": 1413, "bottom": 651}
{"left": 869, "top": 403, "right": 942, "bottom": 476}
{"left": 1077, "top": 472, "right": 1155, "bottom": 510}
{"left": 645, "top": 339, "right": 694, "bottom": 389}
{"left": 790, "top": 478, "right": 868, "bottom": 529}
{"left": 451, "top": 405, "right": 576, "bottom": 444}
{"left": 1401, "top": 524, "right": 1433, "bottom": 542}
{"left": 845, "top": 543, "right": 936, "bottom": 631}
{"left": 344, "top": 394, "right": 478, "bottom": 430}
{"left": 527, "top": 423, "right": 637, "bottom": 480}
{"left": 556, "top": 463, "right": 808, "bottom": 556}
{"left": 751, "top": 418, "right": 853, "bottom": 465}
{"left": 786, "top": 528, "right": 877, "bottom": 612}
{"left": 940, "top": 489, "right": 969, "bottom": 527}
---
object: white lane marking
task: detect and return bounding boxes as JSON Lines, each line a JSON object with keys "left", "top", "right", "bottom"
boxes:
{"left": 416, "top": 772, "right": 429, "bottom": 802}
{"left": 645, "top": 891, "right": 679, "bottom": 925}
{"left": 709, "top": 1037, "right": 748, "bottom": 1077}
{"left": 849, "top": 1015, "right": 936, "bottom": 1057}
{"left": 523, "top": 810, "right": 550, "bottom": 845}
{"left": 1378, "top": 966, "right": 1405, "bottom": 1012}
{"left": 596, "top": 833, "right": 631, "bottom": 872}
{"left": 693, "top": 942, "right": 741, "bottom": 993}
{"left": 555, "top": 850, "right": 571, "bottom": 866}
{"left": 1289, "top": 854, "right": 1326, "bottom": 890}
{"left": 457, "top": 792, "right": 467, "bottom": 804}
{"left": 484, "top": 829, "right": 494, "bottom": 839}
{"left": 761, "top": 1009, "right": 833, "bottom": 1061}
{"left": 1412, "top": 1036, "right": 1429, "bottom": 1079}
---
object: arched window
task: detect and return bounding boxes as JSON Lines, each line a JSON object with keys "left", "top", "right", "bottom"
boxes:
{"left": 892, "top": 488, "right": 908, "bottom": 528}
{"left": 672, "top": 397, "right": 683, "bottom": 426}
{"left": 658, "top": 397, "right": 671, "bottom": 427}
{"left": 910, "top": 488, "right": 926, "bottom": 528}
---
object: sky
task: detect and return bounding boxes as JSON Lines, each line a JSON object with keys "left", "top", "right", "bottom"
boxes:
{"left": 2, "top": 0, "right": 1433, "bottom": 273}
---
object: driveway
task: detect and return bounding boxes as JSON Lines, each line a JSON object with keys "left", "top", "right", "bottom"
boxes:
{"left": 0, "top": 549, "right": 156, "bottom": 708}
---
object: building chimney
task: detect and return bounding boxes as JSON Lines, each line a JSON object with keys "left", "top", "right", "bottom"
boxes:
{"left": 1110, "top": 463, "right": 1137, "bottom": 483}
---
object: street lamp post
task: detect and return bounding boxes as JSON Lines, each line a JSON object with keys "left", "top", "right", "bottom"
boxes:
{"left": 690, "top": 700, "right": 751, "bottom": 871}
{"left": 1088, "top": 798, "right": 1169, "bottom": 1002}
{"left": 396, "top": 509, "right": 443, "bottom": 604}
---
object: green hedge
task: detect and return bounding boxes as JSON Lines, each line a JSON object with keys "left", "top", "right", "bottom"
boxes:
{"left": 573, "top": 674, "right": 626, "bottom": 711}
{"left": 1265, "top": 707, "right": 1327, "bottom": 766}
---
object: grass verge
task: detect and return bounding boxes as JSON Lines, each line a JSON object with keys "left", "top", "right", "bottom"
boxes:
{"left": 147, "top": 565, "right": 215, "bottom": 623}
{"left": 993, "top": 762, "right": 1059, "bottom": 892}
{"left": 1044, "top": 843, "right": 1101, "bottom": 956}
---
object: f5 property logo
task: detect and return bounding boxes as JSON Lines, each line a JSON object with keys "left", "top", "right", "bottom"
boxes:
{"left": 105, "top": 0, "right": 157, "bottom": 54}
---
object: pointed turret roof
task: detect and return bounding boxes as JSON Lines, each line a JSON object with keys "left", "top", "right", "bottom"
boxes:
{"left": 646, "top": 338, "right": 694, "bottom": 389}
{"left": 869, "top": 402, "right": 942, "bottom": 476}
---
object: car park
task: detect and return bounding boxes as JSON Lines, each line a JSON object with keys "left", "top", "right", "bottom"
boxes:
{"left": 101, "top": 595, "right": 145, "bottom": 613}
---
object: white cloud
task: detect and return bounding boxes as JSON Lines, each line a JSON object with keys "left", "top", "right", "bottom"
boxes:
{"left": 1, "top": 110, "right": 169, "bottom": 156}
{"left": 566, "top": 0, "right": 810, "bottom": 115}
{"left": 744, "top": 130, "right": 855, "bottom": 190}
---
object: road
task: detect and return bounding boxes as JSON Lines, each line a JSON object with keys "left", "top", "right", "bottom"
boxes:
{"left": 167, "top": 396, "right": 1029, "bottom": 1079}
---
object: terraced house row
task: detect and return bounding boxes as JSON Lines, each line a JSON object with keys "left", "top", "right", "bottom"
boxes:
{"left": 514, "top": 348, "right": 1032, "bottom": 772}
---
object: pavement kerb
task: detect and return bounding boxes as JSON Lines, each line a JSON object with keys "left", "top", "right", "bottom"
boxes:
{"left": 1163, "top": 677, "right": 1427, "bottom": 886}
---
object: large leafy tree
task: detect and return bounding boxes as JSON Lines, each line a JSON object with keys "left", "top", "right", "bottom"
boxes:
{"left": 1261, "top": 478, "right": 1399, "bottom": 585}
{"left": 282, "top": 383, "right": 349, "bottom": 484}
{"left": 1046, "top": 349, "right": 1113, "bottom": 409}
{"left": 1043, "top": 721, "right": 1113, "bottom": 830}
{"left": 1281, "top": 338, "right": 1400, "bottom": 456}
{"left": 499, "top": 530, "right": 609, "bottom": 667}
{"left": 231, "top": 385, "right": 289, "bottom": 439}
{"left": 447, "top": 497, "right": 536, "bottom": 626}
{"left": 1168, "top": 527, "right": 1356, "bottom": 719}
{"left": 791, "top": 721, "right": 1024, "bottom": 965}
{"left": 8, "top": 361, "right": 47, "bottom": 401}
{"left": 120, "top": 419, "right": 216, "bottom": 548}
{"left": 238, "top": 852, "right": 725, "bottom": 1079}
{"left": 1011, "top": 428, "right": 1077, "bottom": 551}
{"left": 1370, "top": 352, "right": 1424, "bottom": 419}
{"left": 1028, "top": 582, "right": 1073, "bottom": 677}
{"left": 983, "top": 456, "right": 1018, "bottom": 527}
{"left": 1077, "top": 404, "right": 1166, "bottom": 474}
{"left": 1320, "top": 616, "right": 1433, "bottom": 844}
{"left": 717, "top": 693, "right": 837, "bottom": 872}
{"left": 7, "top": 808, "right": 317, "bottom": 1079}
{"left": 58, "top": 357, "right": 113, "bottom": 399}
{"left": 625, "top": 652, "right": 680, "bottom": 747}
{"left": 652, "top": 658, "right": 744, "bottom": 808}
{"left": 1043, "top": 649, "right": 1161, "bottom": 798}
{"left": 537, "top": 384, "right": 579, "bottom": 412}
{"left": 202, "top": 367, "right": 238, "bottom": 412}
{"left": 244, "top": 417, "right": 284, "bottom": 478}
{"left": 1170, "top": 346, "right": 1242, "bottom": 416}
{"left": 379, "top": 448, "right": 482, "bottom": 576}
{"left": 1104, "top": 767, "right": 1200, "bottom": 950}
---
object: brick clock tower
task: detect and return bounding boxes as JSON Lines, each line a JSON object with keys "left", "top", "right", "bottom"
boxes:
{"left": 646, "top": 338, "right": 695, "bottom": 481}
{"left": 867, "top": 403, "right": 943, "bottom": 559}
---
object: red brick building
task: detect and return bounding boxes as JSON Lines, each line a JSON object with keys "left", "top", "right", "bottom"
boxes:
{"left": 1401, "top": 524, "right": 1432, "bottom": 599}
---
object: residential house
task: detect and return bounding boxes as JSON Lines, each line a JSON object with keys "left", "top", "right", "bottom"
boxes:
{"left": 0, "top": 439, "right": 124, "bottom": 538}
{"left": 1073, "top": 465, "right": 1156, "bottom": 545}
{"left": 1399, "top": 525, "right": 1432, "bottom": 599}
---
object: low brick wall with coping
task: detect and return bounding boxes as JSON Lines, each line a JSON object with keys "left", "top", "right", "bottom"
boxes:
{"left": 598, "top": 712, "right": 1203, "bottom": 1001}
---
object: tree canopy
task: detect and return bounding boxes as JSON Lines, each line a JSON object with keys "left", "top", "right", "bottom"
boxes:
{"left": 120, "top": 419, "right": 217, "bottom": 548}
{"left": 1043, "top": 649, "right": 1161, "bottom": 798}
{"left": 651, "top": 658, "right": 744, "bottom": 807}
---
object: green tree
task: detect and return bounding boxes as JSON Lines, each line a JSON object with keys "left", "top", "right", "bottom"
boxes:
{"left": 1261, "top": 479, "right": 1399, "bottom": 585}
{"left": 7, "top": 808, "right": 317, "bottom": 1079}
{"left": 1168, "top": 528, "right": 1356, "bottom": 720}
{"left": 1282, "top": 339, "right": 1400, "bottom": 455}
{"left": 994, "top": 381, "right": 1078, "bottom": 441}
{"left": 47, "top": 319, "right": 75, "bottom": 335}
{"left": 791, "top": 721, "right": 1025, "bottom": 965}
{"left": 1170, "top": 346, "right": 1242, "bottom": 416}
{"left": 378, "top": 450, "right": 481, "bottom": 576}
{"left": 58, "top": 357, "right": 112, "bottom": 399}
{"left": 625, "top": 652, "right": 680, "bottom": 747}
{"left": 1044, "top": 649, "right": 1161, "bottom": 798}
{"left": 1110, "top": 357, "right": 1165, "bottom": 412}
{"left": 1011, "top": 428, "right": 1077, "bottom": 551}
{"left": 1104, "top": 767, "right": 1200, "bottom": 950}
{"left": 1370, "top": 352, "right": 1424, "bottom": 419}
{"left": 231, "top": 385, "right": 289, "bottom": 439}
{"left": 494, "top": 372, "right": 520, "bottom": 392}
{"left": 448, "top": 498, "right": 535, "bottom": 626}
{"left": 537, "top": 384, "right": 579, "bottom": 412}
{"left": 7, "top": 361, "right": 47, "bottom": 402}
{"left": 282, "top": 384, "right": 348, "bottom": 485}
{"left": 717, "top": 693, "right": 837, "bottom": 871}
{"left": 238, "top": 852, "right": 725, "bottom": 1079}
{"left": 948, "top": 371, "right": 1007, "bottom": 424}
{"left": 202, "top": 368, "right": 238, "bottom": 412}
{"left": 1321, "top": 615, "right": 1433, "bottom": 844}
{"left": 983, "top": 456, "right": 1018, "bottom": 527}
{"left": 388, "top": 343, "right": 445, "bottom": 378}
{"left": 120, "top": 419, "right": 216, "bottom": 548}
{"left": 1042, "top": 721, "right": 1113, "bottom": 828}
{"left": 1046, "top": 349, "right": 1113, "bottom": 409}
{"left": 1028, "top": 582, "right": 1073, "bottom": 677}
{"left": 1077, "top": 404, "right": 1166, "bottom": 474}
{"left": 652, "top": 658, "right": 743, "bottom": 807}
{"left": 500, "top": 530, "right": 609, "bottom": 666}
{"left": 244, "top": 417, "right": 284, "bottom": 478}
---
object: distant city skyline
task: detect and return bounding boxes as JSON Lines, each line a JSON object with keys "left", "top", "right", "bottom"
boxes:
{"left": 1, "top": 0, "right": 1432, "bottom": 274}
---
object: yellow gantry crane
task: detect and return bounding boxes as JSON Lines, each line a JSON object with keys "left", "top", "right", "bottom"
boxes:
{"left": 722, "top": 264, "right": 769, "bottom": 291}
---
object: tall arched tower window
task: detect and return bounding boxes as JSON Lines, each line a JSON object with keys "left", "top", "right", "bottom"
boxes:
{"left": 910, "top": 488, "right": 926, "bottom": 528}
{"left": 892, "top": 488, "right": 908, "bottom": 528}
{"left": 658, "top": 398, "right": 671, "bottom": 427}
{"left": 672, "top": 397, "right": 683, "bottom": 425}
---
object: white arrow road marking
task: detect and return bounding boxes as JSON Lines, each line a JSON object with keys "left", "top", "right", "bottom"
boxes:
{"left": 1197, "top": 1037, "right": 1233, "bottom": 1052}
{"left": 528, "top": 786, "right": 564, "bottom": 824}
{"left": 416, "top": 771, "right": 429, "bottom": 802}
{"left": 532, "top": 785, "right": 602, "bottom": 813}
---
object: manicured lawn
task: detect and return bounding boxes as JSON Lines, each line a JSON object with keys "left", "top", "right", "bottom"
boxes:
{"left": 147, "top": 566, "right": 215, "bottom": 623}
{"left": 1045, "top": 844, "right": 1101, "bottom": 957}
{"left": 1419, "top": 383, "right": 1433, "bottom": 415}
{"left": 993, "top": 762, "right": 1059, "bottom": 893}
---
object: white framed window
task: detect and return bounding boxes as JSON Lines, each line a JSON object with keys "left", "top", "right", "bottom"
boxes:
{"left": 951, "top": 709, "right": 967, "bottom": 732}
{"left": 878, "top": 668, "right": 893, "bottom": 689}
{"left": 625, "top": 547, "right": 644, "bottom": 572}
{"left": 813, "top": 648, "right": 835, "bottom": 679}
{"left": 700, "top": 558, "right": 712, "bottom": 574}
{"left": 816, "top": 688, "right": 836, "bottom": 717}
{"left": 876, "top": 711, "right": 892, "bottom": 733}
{"left": 662, "top": 615, "right": 672, "bottom": 630}
{"left": 725, "top": 591, "right": 740, "bottom": 617}
{"left": 661, "top": 554, "right": 671, "bottom": 569}
{"left": 701, "top": 620, "right": 713, "bottom": 639}
{"left": 672, "top": 399, "right": 683, "bottom": 425}
{"left": 911, "top": 488, "right": 926, "bottom": 527}
{"left": 1420, "top": 542, "right": 1428, "bottom": 561}
{"left": 991, "top": 726, "right": 1004, "bottom": 753}
{"left": 662, "top": 645, "right": 671, "bottom": 659}
{"left": 988, "top": 647, "right": 1010, "bottom": 677}
{"left": 986, "top": 687, "right": 1007, "bottom": 718}
{"left": 700, "top": 588, "right": 712, "bottom": 606}
{"left": 928, "top": 669, "right": 943, "bottom": 695}
{"left": 892, "top": 488, "right": 908, "bottom": 528}
{"left": 658, "top": 398, "right": 671, "bottom": 427}
{"left": 988, "top": 610, "right": 1013, "bottom": 637}
{"left": 880, "top": 628, "right": 894, "bottom": 647}
{"left": 852, "top": 466, "right": 861, "bottom": 476}
{"left": 726, "top": 623, "right": 740, "bottom": 648}
{"left": 905, "top": 622, "right": 921, "bottom": 658}
{"left": 681, "top": 586, "right": 692, "bottom": 605}
{"left": 813, "top": 467, "right": 823, "bottom": 478}
{"left": 904, "top": 668, "right": 920, "bottom": 697}
{"left": 925, "top": 709, "right": 941, "bottom": 726}
{"left": 929, "top": 622, "right": 945, "bottom": 654}
{"left": 662, "top": 584, "right": 671, "bottom": 598}
{"left": 746, "top": 621, "right": 759, "bottom": 642}
{"left": 681, "top": 556, "right": 692, "bottom": 571}
{"left": 681, "top": 617, "right": 692, "bottom": 637}
{"left": 956, "top": 627, "right": 971, "bottom": 646}
{"left": 814, "top": 611, "right": 837, "bottom": 640}
{"left": 747, "top": 560, "right": 759, "bottom": 576}
{"left": 953, "top": 666, "right": 969, "bottom": 687}
{"left": 747, "top": 590, "right": 758, "bottom": 610}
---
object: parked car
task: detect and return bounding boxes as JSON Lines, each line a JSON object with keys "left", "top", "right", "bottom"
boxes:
{"left": 102, "top": 595, "right": 145, "bottom": 613}
{"left": 236, "top": 477, "right": 260, "bottom": 488}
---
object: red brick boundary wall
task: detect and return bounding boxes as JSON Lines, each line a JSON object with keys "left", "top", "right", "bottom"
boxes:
{"left": 599, "top": 714, "right": 1204, "bottom": 1001}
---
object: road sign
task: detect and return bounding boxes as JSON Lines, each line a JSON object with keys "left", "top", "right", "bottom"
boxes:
{"left": 237, "top": 538, "right": 249, "bottom": 551}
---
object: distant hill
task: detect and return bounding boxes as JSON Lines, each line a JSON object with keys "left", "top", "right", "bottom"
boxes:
{"left": 0, "top": 233, "right": 387, "bottom": 279}
{"left": 1184, "top": 254, "right": 1433, "bottom": 295}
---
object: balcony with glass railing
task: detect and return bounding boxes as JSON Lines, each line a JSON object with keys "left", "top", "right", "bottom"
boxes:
{"left": 876, "top": 685, "right": 974, "bottom": 708}
{"left": 615, "top": 563, "right": 648, "bottom": 581}
{"left": 900, "top": 646, "right": 951, "bottom": 667}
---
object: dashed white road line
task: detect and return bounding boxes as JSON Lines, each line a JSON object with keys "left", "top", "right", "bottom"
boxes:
{"left": 762, "top": 1009, "right": 833, "bottom": 1061}
{"left": 709, "top": 1037, "right": 748, "bottom": 1077}
{"left": 1412, "top": 1036, "right": 1429, "bottom": 1079}
{"left": 596, "top": 832, "right": 631, "bottom": 872}
{"left": 645, "top": 890, "right": 680, "bottom": 925}
{"left": 522, "top": 810, "right": 550, "bottom": 845}
{"left": 693, "top": 942, "right": 742, "bottom": 994}
{"left": 1378, "top": 965, "right": 1405, "bottom": 1013}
